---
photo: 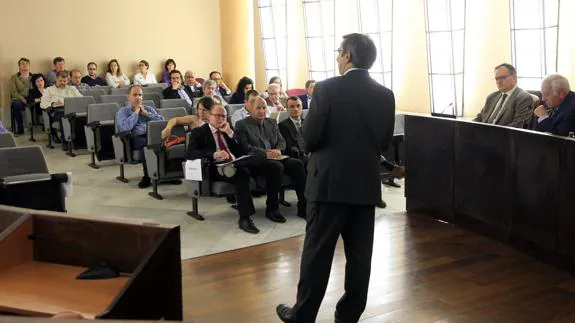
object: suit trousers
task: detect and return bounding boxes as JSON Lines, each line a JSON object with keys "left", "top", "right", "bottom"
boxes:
{"left": 293, "top": 202, "right": 375, "bottom": 323}
{"left": 131, "top": 135, "right": 148, "bottom": 177}
{"left": 210, "top": 164, "right": 255, "bottom": 219}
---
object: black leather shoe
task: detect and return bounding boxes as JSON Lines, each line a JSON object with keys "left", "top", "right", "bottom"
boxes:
{"left": 376, "top": 200, "right": 387, "bottom": 208}
{"left": 239, "top": 218, "right": 260, "bottom": 234}
{"left": 138, "top": 176, "right": 151, "bottom": 189}
{"left": 276, "top": 304, "right": 297, "bottom": 322}
{"left": 266, "top": 209, "right": 287, "bottom": 223}
{"left": 226, "top": 195, "right": 237, "bottom": 204}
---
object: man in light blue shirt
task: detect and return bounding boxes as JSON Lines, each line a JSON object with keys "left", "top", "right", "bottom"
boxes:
{"left": 116, "top": 85, "right": 164, "bottom": 188}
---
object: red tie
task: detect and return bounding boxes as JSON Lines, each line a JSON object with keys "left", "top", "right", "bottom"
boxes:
{"left": 215, "top": 131, "right": 234, "bottom": 160}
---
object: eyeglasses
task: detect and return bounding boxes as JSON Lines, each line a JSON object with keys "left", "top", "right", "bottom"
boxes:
{"left": 494, "top": 74, "right": 511, "bottom": 81}
{"left": 210, "top": 113, "right": 227, "bottom": 118}
{"left": 132, "top": 93, "right": 144, "bottom": 97}
{"left": 335, "top": 48, "right": 344, "bottom": 53}
{"left": 269, "top": 92, "right": 279, "bottom": 96}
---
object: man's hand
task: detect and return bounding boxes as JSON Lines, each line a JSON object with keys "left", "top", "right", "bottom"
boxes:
{"left": 53, "top": 100, "right": 64, "bottom": 107}
{"left": 275, "top": 102, "right": 286, "bottom": 111}
{"left": 218, "top": 122, "right": 233, "bottom": 136}
{"left": 132, "top": 105, "right": 141, "bottom": 115}
{"left": 266, "top": 149, "right": 282, "bottom": 159}
{"left": 534, "top": 105, "right": 549, "bottom": 117}
{"left": 214, "top": 150, "right": 230, "bottom": 161}
{"left": 20, "top": 98, "right": 27, "bottom": 104}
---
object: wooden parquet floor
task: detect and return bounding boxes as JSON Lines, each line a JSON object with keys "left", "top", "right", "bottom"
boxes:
{"left": 182, "top": 212, "right": 575, "bottom": 323}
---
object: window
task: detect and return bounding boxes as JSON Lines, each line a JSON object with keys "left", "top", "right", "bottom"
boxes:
{"left": 358, "top": 0, "right": 393, "bottom": 88}
{"left": 424, "top": 0, "right": 466, "bottom": 116}
{"left": 510, "top": 0, "right": 560, "bottom": 91}
{"left": 303, "top": 0, "right": 335, "bottom": 82}
{"left": 258, "top": 0, "right": 288, "bottom": 86}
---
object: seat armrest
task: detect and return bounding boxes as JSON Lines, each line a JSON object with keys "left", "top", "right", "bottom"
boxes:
{"left": 87, "top": 121, "right": 101, "bottom": 129}
{"left": 0, "top": 173, "right": 52, "bottom": 187}
{"left": 64, "top": 112, "right": 77, "bottom": 119}
{"left": 50, "top": 173, "right": 69, "bottom": 184}
{"left": 114, "top": 131, "right": 132, "bottom": 140}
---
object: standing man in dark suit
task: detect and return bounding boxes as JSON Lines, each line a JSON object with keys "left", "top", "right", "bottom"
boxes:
{"left": 187, "top": 100, "right": 260, "bottom": 234}
{"left": 276, "top": 33, "right": 396, "bottom": 323}
{"left": 235, "top": 97, "right": 307, "bottom": 221}
{"left": 473, "top": 63, "right": 533, "bottom": 128}
{"left": 534, "top": 74, "right": 575, "bottom": 136}
{"left": 278, "top": 96, "right": 307, "bottom": 164}
{"left": 298, "top": 80, "right": 315, "bottom": 110}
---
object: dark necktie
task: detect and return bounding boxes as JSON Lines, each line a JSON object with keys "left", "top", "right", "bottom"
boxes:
{"left": 215, "top": 131, "right": 234, "bottom": 160}
{"left": 257, "top": 123, "right": 271, "bottom": 149}
{"left": 488, "top": 93, "right": 508, "bottom": 123}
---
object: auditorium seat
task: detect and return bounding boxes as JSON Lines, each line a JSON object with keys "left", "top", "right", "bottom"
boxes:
{"left": 158, "top": 107, "right": 188, "bottom": 120}
{"left": 286, "top": 88, "right": 306, "bottom": 96}
{"left": 144, "top": 93, "right": 162, "bottom": 108}
{"left": 84, "top": 103, "right": 120, "bottom": 169}
{"left": 102, "top": 94, "right": 129, "bottom": 107}
{"left": 0, "top": 133, "right": 16, "bottom": 148}
{"left": 62, "top": 96, "right": 96, "bottom": 157}
{"left": 160, "top": 99, "right": 189, "bottom": 110}
{"left": 142, "top": 86, "right": 164, "bottom": 94}
{"left": 110, "top": 87, "right": 131, "bottom": 95}
{"left": 80, "top": 88, "right": 107, "bottom": 103}
{"left": 227, "top": 104, "right": 244, "bottom": 116}
{"left": 277, "top": 111, "right": 289, "bottom": 123}
{"left": 144, "top": 121, "right": 186, "bottom": 200}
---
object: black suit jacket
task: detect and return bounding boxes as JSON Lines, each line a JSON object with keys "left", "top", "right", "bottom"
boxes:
{"left": 187, "top": 123, "right": 245, "bottom": 161}
{"left": 278, "top": 117, "right": 304, "bottom": 157}
{"left": 303, "top": 69, "right": 395, "bottom": 205}
{"left": 162, "top": 86, "right": 195, "bottom": 101}
{"left": 536, "top": 91, "right": 575, "bottom": 136}
{"left": 298, "top": 94, "right": 310, "bottom": 110}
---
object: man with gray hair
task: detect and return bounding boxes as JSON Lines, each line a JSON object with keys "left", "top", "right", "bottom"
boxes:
{"left": 534, "top": 74, "right": 575, "bottom": 136}
{"left": 265, "top": 83, "right": 286, "bottom": 112}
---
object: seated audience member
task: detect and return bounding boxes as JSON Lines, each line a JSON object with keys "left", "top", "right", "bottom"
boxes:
{"left": 45, "top": 56, "right": 67, "bottom": 87}
{"left": 81, "top": 62, "right": 107, "bottom": 86}
{"left": 474, "top": 63, "right": 533, "bottom": 128}
{"left": 534, "top": 74, "right": 575, "bottom": 136}
{"left": 278, "top": 96, "right": 306, "bottom": 164}
{"left": 299, "top": 80, "right": 315, "bottom": 110}
{"left": 0, "top": 121, "right": 6, "bottom": 133}
{"left": 27, "top": 73, "right": 47, "bottom": 122}
{"left": 210, "top": 71, "right": 232, "bottom": 97}
{"left": 116, "top": 85, "right": 164, "bottom": 188}
{"left": 162, "top": 59, "right": 176, "bottom": 84}
{"left": 161, "top": 96, "right": 214, "bottom": 139}
{"left": 265, "top": 83, "right": 286, "bottom": 112}
{"left": 235, "top": 96, "right": 307, "bottom": 221}
{"left": 9, "top": 58, "right": 32, "bottom": 134}
{"left": 133, "top": 60, "right": 158, "bottom": 85}
{"left": 229, "top": 77, "right": 254, "bottom": 104}
{"left": 162, "top": 70, "right": 193, "bottom": 107}
{"left": 231, "top": 89, "right": 261, "bottom": 127}
{"left": 105, "top": 59, "right": 130, "bottom": 88}
{"left": 69, "top": 70, "right": 90, "bottom": 91}
{"left": 184, "top": 70, "right": 203, "bottom": 97}
{"left": 263, "top": 76, "right": 288, "bottom": 100}
{"left": 40, "top": 71, "right": 83, "bottom": 143}
{"left": 187, "top": 100, "right": 261, "bottom": 234}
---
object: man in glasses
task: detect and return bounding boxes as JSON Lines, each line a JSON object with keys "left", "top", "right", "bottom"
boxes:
{"left": 81, "top": 62, "right": 107, "bottom": 86}
{"left": 473, "top": 63, "right": 533, "bottom": 128}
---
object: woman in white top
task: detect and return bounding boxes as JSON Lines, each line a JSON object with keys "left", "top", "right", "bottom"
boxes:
{"left": 133, "top": 60, "right": 157, "bottom": 85}
{"left": 105, "top": 59, "right": 130, "bottom": 88}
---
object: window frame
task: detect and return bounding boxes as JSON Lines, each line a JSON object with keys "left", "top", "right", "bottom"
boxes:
{"left": 257, "top": 0, "right": 288, "bottom": 87}
{"left": 302, "top": 0, "right": 336, "bottom": 82}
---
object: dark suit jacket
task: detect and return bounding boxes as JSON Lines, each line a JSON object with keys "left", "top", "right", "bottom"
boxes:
{"left": 303, "top": 69, "right": 395, "bottom": 205}
{"left": 298, "top": 94, "right": 310, "bottom": 110}
{"left": 474, "top": 87, "right": 533, "bottom": 128}
{"left": 536, "top": 91, "right": 575, "bottom": 136}
{"left": 162, "top": 86, "right": 195, "bottom": 102}
{"left": 235, "top": 117, "right": 286, "bottom": 158}
{"left": 278, "top": 117, "right": 304, "bottom": 157}
{"left": 187, "top": 123, "right": 245, "bottom": 161}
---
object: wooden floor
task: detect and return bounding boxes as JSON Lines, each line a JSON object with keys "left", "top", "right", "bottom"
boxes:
{"left": 182, "top": 212, "right": 575, "bottom": 323}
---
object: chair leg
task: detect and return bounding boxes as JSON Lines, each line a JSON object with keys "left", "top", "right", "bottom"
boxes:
{"left": 88, "top": 152, "right": 99, "bottom": 169}
{"left": 187, "top": 197, "right": 205, "bottom": 221}
{"left": 148, "top": 179, "right": 163, "bottom": 200}
{"left": 66, "top": 140, "right": 76, "bottom": 157}
{"left": 116, "top": 164, "right": 129, "bottom": 183}
{"left": 29, "top": 123, "right": 36, "bottom": 142}
{"left": 279, "top": 189, "right": 291, "bottom": 207}
{"left": 46, "top": 127, "right": 55, "bottom": 149}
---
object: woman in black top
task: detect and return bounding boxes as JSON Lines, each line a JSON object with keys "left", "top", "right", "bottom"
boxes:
{"left": 27, "top": 74, "right": 46, "bottom": 119}
{"left": 229, "top": 76, "right": 254, "bottom": 104}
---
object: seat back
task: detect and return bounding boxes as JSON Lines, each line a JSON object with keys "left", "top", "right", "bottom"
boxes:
{"left": 144, "top": 93, "right": 162, "bottom": 108}
{"left": 158, "top": 107, "right": 188, "bottom": 120}
{"left": 0, "top": 133, "right": 16, "bottom": 148}
{"left": 93, "top": 85, "right": 111, "bottom": 94}
{"left": 227, "top": 104, "right": 244, "bottom": 116}
{"left": 142, "top": 86, "right": 164, "bottom": 94}
{"left": 277, "top": 111, "right": 289, "bottom": 123}
{"left": 223, "top": 95, "right": 232, "bottom": 103}
{"left": 394, "top": 114, "right": 405, "bottom": 136}
{"left": 0, "top": 146, "right": 49, "bottom": 178}
{"left": 160, "top": 99, "right": 188, "bottom": 109}
{"left": 286, "top": 88, "right": 306, "bottom": 96}
{"left": 87, "top": 103, "right": 120, "bottom": 123}
{"left": 143, "top": 100, "right": 157, "bottom": 109}
{"left": 102, "top": 94, "right": 129, "bottom": 106}
{"left": 302, "top": 109, "right": 309, "bottom": 119}
{"left": 147, "top": 121, "right": 186, "bottom": 145}
{"left": 80, "top": 89, "right": 106, "bottom": 103}
{"left": 64, "top": 96, "right": 96, "bottom": 115}
{"left": 110, "top": 87, "right": 130, "bottom": 95}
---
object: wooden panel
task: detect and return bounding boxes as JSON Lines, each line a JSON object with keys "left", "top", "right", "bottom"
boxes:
{"left": 0, "top": 216, "right": 33, "bottom": 271}
{"left": 510, "top": 130, "right": 562, "bottom": 249}
{"left": 556, "top": 137, "right": 575, "bottom": 267}
{"left": 454, "top": 122, "right": 513, "bottom": 230}
{"left": 0, "top": 261, "right": 129, "bottom": 318}
{"left": 0, "top": 210, "right": 27, "bottom": 232}
{"left": 404, "top": 116, "right": 455, "bottom": 222}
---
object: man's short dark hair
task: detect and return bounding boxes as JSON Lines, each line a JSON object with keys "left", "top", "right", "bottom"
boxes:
{"left": 87, "top": 62, "right": 97, "bottom": 68}
{"left": 56, "top": 70, "right": 69, "bottom": 78}
{"left": 197, "top": 96, "right": 216, "bottom": 111}
{"left": 209, "top": 71, "right": 222, "bottom": 79}
{"left": 169, "top": 69, "right": 183, "bottom": 80}
{"left": 245, "top": 89, "right": 260, "bottom": 101}
{"left": 286, "top": 96, "right": 302, "bottom": 105}
{"left": 340, "top": 33, "right": 377, "bottom": 70}
{"left": 53, "top": 57, "right": 65, "bottom": 65}
{"left": 128, "top": 84, "right": 143, "bottom": 94}
{"left": 494, "top": 63, "right": 517, "bottom": 77}
{"left": 305, "top": 80, "right": 316, "bottom": 89}
{"left": 18, "top": 57, "right": 30, "bottom": 65}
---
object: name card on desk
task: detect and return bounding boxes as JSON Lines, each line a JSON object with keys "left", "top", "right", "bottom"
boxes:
{"left": 184, "top": 159, "right": 202, "bottom": 181}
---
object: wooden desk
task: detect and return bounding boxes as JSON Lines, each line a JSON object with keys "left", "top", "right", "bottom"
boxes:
{"left": 0, "top": 262, "right": 129, "bottom": 318}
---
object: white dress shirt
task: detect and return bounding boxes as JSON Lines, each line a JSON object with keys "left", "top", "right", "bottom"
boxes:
{"left": 40, "top": 85, "right": 82, "bottom": 109}
{"left": 133, "top": 72, "right": 158, "bottom": 85}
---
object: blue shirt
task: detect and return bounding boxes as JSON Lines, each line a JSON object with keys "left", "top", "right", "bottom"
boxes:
{"left": 116, "top": 104, "right": 164, "bottom": 136}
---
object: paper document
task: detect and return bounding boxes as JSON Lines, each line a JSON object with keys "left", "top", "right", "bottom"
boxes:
{"left": 267, "top": 155, "right": 289, "bottom": 160}
{"left": 216, "top": 155, "right": 252, "bottom": 167}
{"left": 184, "top": 159, "right": 203, "bottom": 181}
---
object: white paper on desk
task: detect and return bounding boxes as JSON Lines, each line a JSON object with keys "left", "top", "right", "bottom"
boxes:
{"left": 63, "top": 172, "right": 73, "bottom": 197}
{"left": 267, "top": 155, "right": 289, "bottom": 160}
{"left": 184, "top": 159, "right": 203, "bottom": 181}
{"left": 216, "top": 155, "right": 252, "bottom": 167}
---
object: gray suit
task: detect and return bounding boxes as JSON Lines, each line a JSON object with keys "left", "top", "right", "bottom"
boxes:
{"left": 474, "top": 87, "right": 533, "bottom": 128}
{"left": 235, "top": 117, "right": 286, "bottom": 156}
